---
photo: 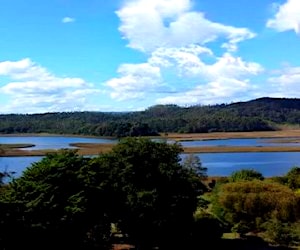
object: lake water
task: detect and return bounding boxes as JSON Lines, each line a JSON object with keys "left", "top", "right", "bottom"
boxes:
{"left": 0, "top": 136, "right": 299, "bottom": 178}
{"left": 186, "top": 152, "right": 300, "bottom": 177}
{"left": 179, "top": 138, "right": 300, "bottom": 147}
{"left": 1, "top": 152, "right": 299, "bottom": 178}
{"left": 0, "top": 136, "right": 117, "bottom": 150}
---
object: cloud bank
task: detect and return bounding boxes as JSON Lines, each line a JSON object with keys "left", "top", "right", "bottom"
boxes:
{"left": 0, "top": 59, "right": 100, "bottom": 113}
{"left": 106, "top": 0, "right": 261, "bottom": 106}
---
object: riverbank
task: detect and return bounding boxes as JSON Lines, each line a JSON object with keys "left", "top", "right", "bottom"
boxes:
{"left": 0, "top": 130, "right": 299, "bottom": 156}
{"left": 162, "top": 130, "right": 300, "bottom": 141}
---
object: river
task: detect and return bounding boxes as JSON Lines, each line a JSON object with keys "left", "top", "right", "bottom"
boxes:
{"left": 0, "top": 136, "right": 299, "bottom": 178}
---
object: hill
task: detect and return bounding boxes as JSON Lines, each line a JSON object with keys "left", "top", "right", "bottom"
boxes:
{"left": 0, "top": 97, "right": 299, "bottom": 137}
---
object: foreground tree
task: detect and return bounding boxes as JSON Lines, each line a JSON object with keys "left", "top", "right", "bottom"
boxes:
{"left": 2, "top": 150, "right": 112, "bottom": 249}
{"left": 98, "top": 138, "right": 206, "bottom": 249}
{"left": 0, "top": 139, "right": 208, "bottom": 250}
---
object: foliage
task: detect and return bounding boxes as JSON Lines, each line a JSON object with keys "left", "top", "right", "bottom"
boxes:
{"left": 271, "top": 166, "right": 300, "bottom": 190}
{"left": 286, "top": 166, "right": 300, "bottom": 190}
{"left": 1, "top": 150, "right": 112, "bottom": 249}
{"left": 212, "top": 180, "right": 300, "bottom": 235}
{"left": 262, "top": 220, "right": 300, "bottom": 247}
{"left": 0, "top": 139, "right": 208, "bottom": 249}
{"left": 229, "top": 169, "right": 264, "bottom": 182}
{"left": 0, "top": 97, "right": 300, "bottom": 136}
{"left": 182, "top": 154, "right": 207, "bottom": 179}
{"left": 100, "top": 138, "right": 207, "bottom": 249}
{"left": 191, "top": 212, "right": 224, "bottom": 244}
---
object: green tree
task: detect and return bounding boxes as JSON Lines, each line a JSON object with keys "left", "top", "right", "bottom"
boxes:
{"left": 229, "top": 169, "right": 264, "bottom": 182}
{"left": 2, "top": 150, "right": 112, "bottom": 249}
{"left": 102, "top": 138, "right": 206, "bottom": 249}
{"left": 212, "top": 180, "right": 300, "bottom": 236}
{"left": 286, "top": 166, "right": 300, "bottom": 190}
{"left": 182, "top": 154, "right": 207, "bottom": 179}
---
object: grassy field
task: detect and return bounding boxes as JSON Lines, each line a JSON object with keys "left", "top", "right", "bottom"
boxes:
{"left": 0, "top": 129, "right": 299, "bottom": 156}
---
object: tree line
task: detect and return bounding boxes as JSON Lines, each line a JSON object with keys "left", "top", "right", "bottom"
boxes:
{"left": 0, "top": 97, "right": 300, "bottom": 137}
{"left": 0, "top": 138, "right": 299, "bottom": 249}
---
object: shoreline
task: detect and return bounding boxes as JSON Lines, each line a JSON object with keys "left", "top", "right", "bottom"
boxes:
{"left": 162, "top": 130, "right": 300, "bottom": 141}
{"left": 0, "top": 130, "right": 299, "bottom": 157}
{"left": 1, "top": 144, "right": 300, "bottom": 157}
{"left": 0, "top": 133, "right": 116, "bottom": 139}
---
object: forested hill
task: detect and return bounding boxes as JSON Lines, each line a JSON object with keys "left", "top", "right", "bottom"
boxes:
{"left": 0, "top": 97, "right": 300, "bottom": 137}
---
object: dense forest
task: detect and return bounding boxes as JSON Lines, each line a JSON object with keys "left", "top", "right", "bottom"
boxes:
{"left": 0, "top": 97, "right": 300, "bottom": 137}
{"left": 0, "top": 138, "right": 299, "bottom": 249}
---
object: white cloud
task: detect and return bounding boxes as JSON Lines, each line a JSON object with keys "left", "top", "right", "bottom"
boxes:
{"left": 116, "top": 0, "right": 255, "bottom": 52}
{"left": 0, "top": 59, "right": 101, "bottom": 113}
{"left": 268, "top": 66, "right": 300, "bottom": 96}
{"left": 62, "top": 17, "right": 76, "bottom": 23}
{"left": 107, "top": 0, "right": 261, "bottom": 105}
{"left": 105, "top": 63, "right": 162, "bottom": 100}
{"left": 154, "top": 52, "right": 263, "bottom": 106}
{"left": 206, "top": 53, "right": 263, "bottom": 79}
{"left": 267, "top": 0, "right": 300, "bottom": 34}
{"left": 157, "top": 77, "right": 252, "bottom": 106}
{"left": 149, "top": 45, "right": 213, "bottom": 77}
{"left": 150, "top": 48, "right": 263, "bottom": 79}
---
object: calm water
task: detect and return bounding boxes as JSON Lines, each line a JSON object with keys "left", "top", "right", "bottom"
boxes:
{"left": 1, "top": 152, "right": 300, "bottom": 179}
{"left": 0, "top": 136, "right": 299, "bottom": 178}
{"left": 0, "top": 136, "right": 117, "bottom": 150}
{"left": 0, "top": 156, "right": 43, "bottom": 178}
{"left": 185, "top": 152, "right": 300, "bottom": 177}
{"left": 179, "top": 138, "right": 300, "bottom": 147}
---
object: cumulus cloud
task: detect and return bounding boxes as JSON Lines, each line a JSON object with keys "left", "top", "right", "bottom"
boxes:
{"left": 0, "top": 59, "right": 101, "bottom": 113}
{"left": 105, "top": 63, "right": 162, "bottom": 100}
{"left": 155, "top": 52, "right": 263, "bottom": 106}
{"left": 157, "top": 77, "right": 252, "bottom": 106}
{"left": 116, "top": 0, "right": 255, "bottom": 52}
{"left": 150, "top": 48, "right": 262, "bottom": 79}
{"left": 267, "top": 66, "right": 300, "bottom": 96}
{"left": 62, "top": 17, "right": 76, "bottom": 23}
{"left": 106, "top": 0, "right": 261, "bottom": 105}
{"left": 267, "top": 0, "right": 300, "bottom": 34}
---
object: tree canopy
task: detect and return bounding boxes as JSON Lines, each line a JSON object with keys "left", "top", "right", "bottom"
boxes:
{"left": 0, "top": 97, "right": 300, "bottom": 136}
{"left": 0, "top": 138, "right": 207, "bottom": 250}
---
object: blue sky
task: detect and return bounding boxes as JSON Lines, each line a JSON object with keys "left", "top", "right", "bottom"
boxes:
{"left": 0, "top": 0, "right": 299, "bottom": 113}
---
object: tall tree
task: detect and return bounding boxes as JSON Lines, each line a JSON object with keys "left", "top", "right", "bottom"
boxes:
{"left": 2, "top": 150, "right": 112, "bottom": 249}
{"left": 103, "top": 138, "right": 206, "bottom": 249}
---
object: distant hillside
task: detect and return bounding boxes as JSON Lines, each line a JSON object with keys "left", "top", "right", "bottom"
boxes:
{"left": 0, "top": 97, "right": 299, "bottom": 137}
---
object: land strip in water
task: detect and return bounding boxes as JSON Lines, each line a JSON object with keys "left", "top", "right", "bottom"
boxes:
{"left": 0, "top": 130, "right": 299, "bottom": 156}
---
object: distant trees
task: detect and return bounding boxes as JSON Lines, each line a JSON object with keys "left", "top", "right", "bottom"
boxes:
{"left": 272, "top": 166, "right": 300, "bottom": 190}
{"left": 229, "top": 169, "right": 264, "bottom": 182}
{"left": 1, "top": 97, "right": 300, "bottom": 136}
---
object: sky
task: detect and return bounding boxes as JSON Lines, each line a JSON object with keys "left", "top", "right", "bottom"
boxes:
{"left": 0, "top": 0, "right": 300, "bottom": 113}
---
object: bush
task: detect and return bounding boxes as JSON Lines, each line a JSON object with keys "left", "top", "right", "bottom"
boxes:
{"left": 262, "top": 220, "right": 300, "bottom": 247}
{"left": 191, "top": 212, "right": 224, "bottom": 244}
{"left": 212, "top": 180, "right": 300, "bottom": 235}
{"left": 229, "top": 169, "right": 264, "bottom": 182}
